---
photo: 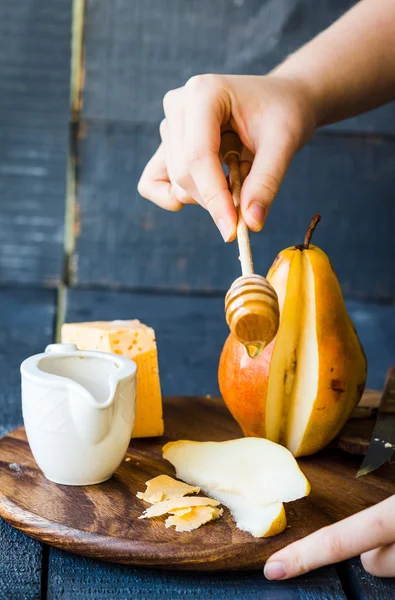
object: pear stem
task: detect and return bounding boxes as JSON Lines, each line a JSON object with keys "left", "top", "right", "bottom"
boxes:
{"left": 303, "top": 214, "right": 321, "bottom": 249}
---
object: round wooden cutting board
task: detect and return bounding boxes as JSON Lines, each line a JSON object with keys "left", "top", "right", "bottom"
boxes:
{"left": 0, "top": 396, "right": 394, "bottom": 571}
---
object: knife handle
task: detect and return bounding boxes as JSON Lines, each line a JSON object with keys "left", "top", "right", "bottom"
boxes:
{"left": 379, "top": 366, "right": 395, "bottom": 414}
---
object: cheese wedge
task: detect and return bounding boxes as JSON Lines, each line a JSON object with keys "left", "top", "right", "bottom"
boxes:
{"left": 202, "top": 490, "right": 286, "bottom": 538}
{"left": 61, "top": 320, "right": 163, "bottom": 438}
{"left": 136, "top": 475, "right": 200, "bottom": 503}
{"left": 139, "top": 496, "right": 220, "bottom": 519}
{"left": 165, "top": 506, "right": 223, "bottom": 532}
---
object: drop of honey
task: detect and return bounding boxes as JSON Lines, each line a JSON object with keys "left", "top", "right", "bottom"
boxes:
{"left": 245, "top": 342, "right": 265, "bottom": 359}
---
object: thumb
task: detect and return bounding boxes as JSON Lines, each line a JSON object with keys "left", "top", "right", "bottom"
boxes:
{"left": 240, "top": 128, "right": 297, "bottom": 231}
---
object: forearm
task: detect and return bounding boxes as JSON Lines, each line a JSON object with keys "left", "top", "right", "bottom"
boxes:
{"left": 273, "top": 0, "right": 395, "bottom": 127}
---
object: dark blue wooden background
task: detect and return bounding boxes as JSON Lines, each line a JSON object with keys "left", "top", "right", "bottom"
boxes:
{"left": 0, "top": 1, "right": 394, "bottom": 598}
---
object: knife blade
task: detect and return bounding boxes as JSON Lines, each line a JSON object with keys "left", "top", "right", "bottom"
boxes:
{"left": 357, "top": 366, "right": 395, "bottom": 477}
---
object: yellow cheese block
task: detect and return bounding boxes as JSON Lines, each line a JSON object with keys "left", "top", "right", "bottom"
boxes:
{"left": 61, "top": 320, "right": 163, "bottom": 438}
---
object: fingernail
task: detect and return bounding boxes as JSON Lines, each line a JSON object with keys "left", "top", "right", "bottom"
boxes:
{"left": 217, "top": 218, "right": 231, "bottom": 242}
{"left": 264, "top": 561, "right": 286, "bottom": 580}
{"left": 248, "top": 203, "right": 266, "bottom": 229}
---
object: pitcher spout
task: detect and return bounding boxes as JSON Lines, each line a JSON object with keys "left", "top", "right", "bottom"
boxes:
{"left": 37, "top": 344, "right": 136, "bottom": 444}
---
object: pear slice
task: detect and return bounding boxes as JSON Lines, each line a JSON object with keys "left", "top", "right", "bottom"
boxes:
{"left": 265, "top": 249, "right": 304, "bottom": 443}
{"left": 283, "top": 250, "right": 319, "bottom": 455}
{"left": 163, "top": 438, "right": 310, "bottom": 506}
{"left": 265, "top": 248, "right": 319, "bottom": 452}
{"left": 206, "top": 490, "right": 286, "bottom": 538}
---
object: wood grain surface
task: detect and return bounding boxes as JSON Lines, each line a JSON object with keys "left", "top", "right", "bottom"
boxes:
{"left": 64, "top": 288, "right": 395, "bottom": 393}
{"left": 46, "top": 552, "right": 347, "bottom": 600}
{"left": 335, "top": 389, "right": 381, "bottom": 455}
{"left": 0, "top": 1, "right": 70, "bottom": 285}
{"left": 81, "top": 0, "right": 395, "bottom": 134}
{"left": 342, "top": 557, "right": 395, "bottom": 600}
{"left": 0, "top": 288, "right": 57, "bottom": 598}
{"left": 0, "top": 396, "right": 394, "bottom": 571}
{"left": 336, "top": 420, "right": 377, "bottom": 456}
{"left": 73, "top": 123, "right": 395, "bottom": 300}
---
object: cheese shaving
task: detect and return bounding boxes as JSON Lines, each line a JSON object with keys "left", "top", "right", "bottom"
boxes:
{"left": 139, "top": 496, "right": 220, "bottom": 519}
{"left": 136, "top": 474, "right": 223, "bottom": 532}
{"left": 165, "top": 506, "right": 223, "bottom": 532}
{"left": 136, "top": 490, "right": 164, "bottom": 503}
{"left": 136, "top": 474, "right": 200, "bottom": 504}
{"left": 168, "top": 506, "right": 193, "bottom": 516}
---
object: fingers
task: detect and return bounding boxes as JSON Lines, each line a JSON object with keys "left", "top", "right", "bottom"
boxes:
{"left": 162, "top": 90, "right": 199, "bottom": 204}
{"left": 361, "top": 543, "right": 395, "bottom": 578}
{"left": 159, "top": 119, "right": 197, "bottom": 205}
{"left": 150, "top": 76, "right": 237, "bottom": 241}
{"left": 240, "top": 126, "right": 297, "bottom": 231}
{"left": 183, "top": 75, "right": 237, "bottom": 241}
{"left": 138, "top": 144, "right": 183, "bottom": 211}
{"left": 264, "top": 495, "right": 395, "bottom": 580}
{"left": 140, "top": 73, "right": 313, "bottom": 235}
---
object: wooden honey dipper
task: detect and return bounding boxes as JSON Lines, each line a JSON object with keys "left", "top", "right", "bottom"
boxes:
{"left": 221, "top": 131, "right": 280, "bottom": 358}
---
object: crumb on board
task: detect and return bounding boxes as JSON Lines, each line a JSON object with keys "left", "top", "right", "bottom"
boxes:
{"left": 8, "top": 463, "right": 22, "bottom": 475}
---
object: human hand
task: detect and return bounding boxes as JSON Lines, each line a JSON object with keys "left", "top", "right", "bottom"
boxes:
{"left": 264, "top": 494, "right": 395, "bottom": 580}
{"left": 138, "top": 74, "right": 315, "bottom": 241}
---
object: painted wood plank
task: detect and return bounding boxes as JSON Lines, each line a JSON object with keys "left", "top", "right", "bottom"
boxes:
{"left": 347, "top": 301, "right": 395, "bottom": 391}
{"left": 73, "top": 123, "right": 395, "bottom": 300}
{"left": 0, "top": 288, "right": 57, "bottom": 425}
{"left": 47, "top": 549, "right": 346, "bottom": 599}
{"left": 81, "top": 0, "right": 395, "bottom": 134}
{"left": 64, "top": 289, "right": 395, "bottom": 394}
{"left": 0, "top": 522, "right": 45, "bottom": 600}
{"left": 341, "top": 558, "right": 395, "bottom": 600}
{"left": 0, "top": 288, "right": 56, "bottom": 599}
{"left": 0, "top": 1, "right": 71, "bottom": 285}
{"left": 65, "top": 288, "right": 228, "bottom": 397}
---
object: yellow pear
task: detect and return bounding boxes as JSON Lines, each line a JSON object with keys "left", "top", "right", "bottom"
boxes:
{"left": 266, "top": 215, "right": 367, "bottom": 455}
{"left": 219, "top": 215, "right": 367, "bottom": 456}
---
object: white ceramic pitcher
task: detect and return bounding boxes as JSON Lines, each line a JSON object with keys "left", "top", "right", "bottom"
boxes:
{"left": 20, "top": 343, "right": 137, "bottom": 485}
